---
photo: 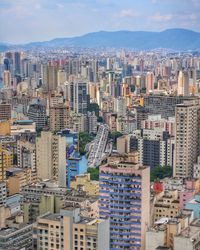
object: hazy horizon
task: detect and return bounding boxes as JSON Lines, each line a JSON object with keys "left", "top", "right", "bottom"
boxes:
{"left": 0, "top": 0, "right": 200, "bottom": 44}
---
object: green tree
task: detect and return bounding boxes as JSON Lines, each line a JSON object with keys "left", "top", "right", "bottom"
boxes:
{"left": 130, "top": 85, "right": 135, "bottom": 92}
{"left": 88, "top": 103, "right": 100, "bottom": 117}
{"left": 87, "top": 167, "right": 99, "bottom": 181}
{"left": 150, "top": 165, "right": 172, "bottom": 182}
{"left": 108, "top": 131, "right": 123, "bottom": 149}
{"left": 79, "top": 132, "right": 95, "bottom": 155}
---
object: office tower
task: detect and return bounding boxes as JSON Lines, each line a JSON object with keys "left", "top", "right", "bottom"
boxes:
{"left": 27, "top": 99, "right": 47, "bottom": 130}
{"left": 3, "top": 70, "right": 11, "bottom": 88}
{"left": 49, "top": 102, "right": 70, "bottom": 131}
{"left": 34, "top": 207, "right": 109, "bottom": 250}
{"left": 0, "top": 147, "right": 13, "bottom": 181}
{"left": 36, "top": 131, "right": 66, "bottom": 186}
{"left": 114, "top": 96, "right": 127, "bottom": 117}
{"left": 146, "top": 72, "right": 154, "bottom": 93}
{"left": 14, "top": 51, "right": 21, "bottom": 75}
{"left": 0, "top": 103, "right": 11, "bottom": 120}
{"left": 177, "top": 70, "right": 189, "bottom": 96}
{"left": 174, "top": 99, "right": 200, "bottom": 178}
{"left": 70, "top": 80, "right": 89, "bottom": 114}
{"left": 99, "top": 152, "right": 150, "bottom": 249}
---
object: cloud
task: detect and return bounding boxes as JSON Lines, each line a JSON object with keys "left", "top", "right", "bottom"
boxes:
{"left": 119, "top": 9, "right": 140, "bottom": 18}
{"left": 151, "top": 13, "right": 173, "bottom": 21}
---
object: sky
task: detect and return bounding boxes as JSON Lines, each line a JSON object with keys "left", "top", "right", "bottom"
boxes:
{"left": 0, "top": 0, "right": 200, "bottom": 44}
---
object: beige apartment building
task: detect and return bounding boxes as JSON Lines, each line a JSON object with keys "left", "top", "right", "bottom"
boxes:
{"left": 153, "top": 190, "right": 180, "bottom": 223}
{"left": 174, "top": 99, "right": 200, "bottom": 178}
{"left": 0, "top": 103, "right": 11, "bottom": 120}
{"left": 36, "top": 131, "right": 66, "bottom": 186}
{"left": 8, "top": 168, "right": 35, "bottom": 195}
{"left": 49, "top": 102, "right": 70, "bottom": 131}
{"left": 34, "top": 207, "right": 109, "bottom": 250}
{"left": 146, "top": 210, "right": 200, "bottom": 250}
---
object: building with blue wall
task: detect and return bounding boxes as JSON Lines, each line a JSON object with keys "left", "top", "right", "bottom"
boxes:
{"left": 67, "top": 153, "right": 88, "bottom": 188}
{"left": 185, "top": 194, "right": 200, "bottom": 218}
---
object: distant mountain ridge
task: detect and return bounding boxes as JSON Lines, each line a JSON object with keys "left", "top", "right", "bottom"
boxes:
{"left": 3, "top": 29, "right": 200, "bottom": 50}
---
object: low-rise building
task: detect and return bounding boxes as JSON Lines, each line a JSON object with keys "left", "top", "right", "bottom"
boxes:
{"left": 34, "top": 207, "right": 109, "bottom": 250}
{"left": 174, "top": 218, "right": 200, "bottom": 250}
{"left": 7, "top": 167, "right": 35, "bottom": 195}
{"left": 153, "top": 190, "right": 179, "bottom": 223}
{"left": 0, "top": 222, "right": 33, "bottom": 250}
{"left": 21, "top": 182, "right": 99, "bottom": 223}
{"left": 185, "top": 194, "right": 200, "bottom": 219}
{"left": 70, "top": 174, "right": 99, "bottom": 196}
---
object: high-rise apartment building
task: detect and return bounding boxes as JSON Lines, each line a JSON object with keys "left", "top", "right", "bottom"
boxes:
{"left": 42, "top": 64, "right": 59, "bottom": 91}
{"left": 3, "top": 70, "right": 11, "bottom": 88}
{"left": 177, "top": 70, "right": 189, "bottom": 96}
{"left": 36, "top": 131, "right": 66, "bottom": 186}
{"left": 99, "top": 152, "right": 150, "bottom": 249}
{"left": 17, "top": 139, "right": 36, "bottom": 173}
{"left": 114, "top": 96, "right": 127, "bottom": 117}
{"left": 143, "top": 95, "right": 197, "bottom": 119}
{"left": 146, "top": 72, "right": 154, "bottom": 93}
{"left": 57, "top": 69, "right": 67, "bottom": 86}
{"left": 0, "top": 147, "right": 13, "bottom": 181}
{"left": 70, "top": 80, "right": 89, "bottom": 114}
{"left": 174, "top": 99, "right": 200, "bottom": 178}
{"left": 49, "top": 102, "right": 70, "bottom": 131}
{"left": 28, "top": 99, "right": 47, "bottom": 130}
{"left": 126, "top": 129, "right": 172, "bottom": 169}
{"left": 0, "top": 103, "right": 11, "bottom": 120}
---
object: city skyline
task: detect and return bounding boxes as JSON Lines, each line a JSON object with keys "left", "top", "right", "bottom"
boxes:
{"left": 0, "top": 0, "right": 200, "bottom": 43}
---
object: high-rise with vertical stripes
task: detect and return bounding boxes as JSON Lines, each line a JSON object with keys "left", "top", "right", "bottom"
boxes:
{"left": 99, "top": 152, "right": 150, "bottom": 249}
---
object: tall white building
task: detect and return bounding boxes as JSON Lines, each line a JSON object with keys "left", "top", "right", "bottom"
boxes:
{"left": 114, "top": 96, "right": 127, "bottom": 117}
